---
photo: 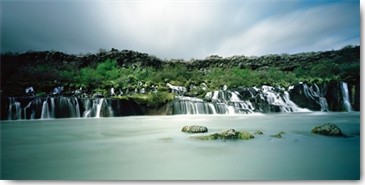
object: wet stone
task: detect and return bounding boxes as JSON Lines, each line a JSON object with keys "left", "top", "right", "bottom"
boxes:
{"left": 181, "top": 125, "right": 208, "bottom": 133}
{"left": 311, "top": 123, "right": 344, "bottom": 137}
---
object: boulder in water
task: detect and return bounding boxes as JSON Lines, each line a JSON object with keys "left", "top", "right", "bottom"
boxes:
{"left": 271, "top": 131, "right": 285, "bottom": 138}
{"left": 254, "top": 130, "right": 264, "bottom": 135}
{"left": 181, "top": 125, "right": 208, "bottom": 133}
{"left": 238, "top": 131, "right": 255, "bottom": 140}
{"left": 192, "top": 129, "right": 254, "bottom": 140}
{"left": 311, "top": 123, "right": 344, "bottom": 136}
{"left": 220, "top": 129, "right": 239, "bottom": 139}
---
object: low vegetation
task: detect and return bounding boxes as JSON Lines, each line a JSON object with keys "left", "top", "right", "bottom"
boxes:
{"left": 1, "top": 45, "right": 360, "bottom": 104}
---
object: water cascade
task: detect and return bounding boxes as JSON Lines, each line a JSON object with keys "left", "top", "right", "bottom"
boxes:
{"left": 340, "top": 82, "right": 352, "bottom": 111}
{"left": 173, "top": 90, "right": 256, "bottom": 115}
{"left": 83, "top": 98, "right": 114, "bottom": 118}
{"left": 302, "top": 83, "right": 328, "bottom": 111}
{"left": 8, "top": 98, "right": 22, "bottom": 120}
{"left": 289, "top": 83, "right": 329, "bottom": 112}
{"left": 3, "top": 82, "right": 353, "bottom": 120}
{"left": 172, "top": 85, "right": 310, "bottom": 115}
{"left": 5, "top": 97, "right": 127, "bottom": 120}
{"left": 41, "top": 99, "right": 51, "bottom": 119}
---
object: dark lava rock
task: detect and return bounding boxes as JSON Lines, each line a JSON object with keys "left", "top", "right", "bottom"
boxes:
{"left": 311, "top": 123, "right": 344, "bottom": 136}
{"left": 181, "top": 125, "right": 208, "bottom": 133}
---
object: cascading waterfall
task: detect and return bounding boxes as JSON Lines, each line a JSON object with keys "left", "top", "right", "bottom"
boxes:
{"left": 83, "top": 98, "right": 114, "bottom": 118}
{"left": 41, "top": 99, "right": 51, "bottom": 119}
{"left": 340, "top": 82, "right": 352, "bottom": 111}
{"left": 302, "top": 83, "right": 328, "bottom": 111}
{"left": 50, "top": 97, "right": 55, "bottom": 118}
{"left": 5, "top": 96, "right": 137, "bottom": 120}
{"left": 173, "top": 97, "right": 217, "bottom": 114}
{"left": 8, "top": 97, "right": 22, "bottom": 120}
{"left": 173, "top": 90, "right": 255, "bottom": 115}
{"left": 5, "top": 82, "right": 354, "bottom": 119}
{"left": 95, "top": 98, "right": 104, "bottom": 118}
{"left": 24, "top": 101, "right": 35, "bottom": 120}
{"left": 174, "top": 85, "right": 311, "bottom": 115}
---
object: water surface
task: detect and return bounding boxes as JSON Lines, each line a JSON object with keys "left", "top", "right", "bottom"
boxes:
{"left": 0, "top": 112, "right": 360, "bottom": 180}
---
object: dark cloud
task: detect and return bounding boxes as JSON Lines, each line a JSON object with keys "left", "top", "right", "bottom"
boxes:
{"left": 0, "top": 0, "right": 360, "bottom": 59}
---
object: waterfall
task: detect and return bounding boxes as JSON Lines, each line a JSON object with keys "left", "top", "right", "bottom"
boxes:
{"left": 83, "top": 98, "right": 113, "bottom": 118}
{"left": 340, "top": 82, "right": 352, "bottom": 111}
{"left": 75, "top": 98, "right": 81, "bottom": 117}
{"left": 8, "top": 97, "right": 22, "bottom": 120}
{"left": 173, "top": 93, "right": 255, "bottom": 115}
{"left": 24, "top": 102, "right": 35, "bottom": 120}
{"left": 95, "top": 98, "right": 104, "bottom": 118}
{"left": 302, "top": 84, "right": 328, "bottom": 111}
{"left": 5, "top": 96, "right": 136, "bottom": 120}
{"left": 41, "top": 99, "right": 51, "bottom": 119}
{"left": 282, "top": 92, "right": 310, "bottom": 112}
{"left": 50, "top": 97, "right": 55, "bottom": 118}
{"left": 176, "top": 86, "right": 311, "bottom": 115}
{"left": 173, "top": 97, "right": 220, "bottom": 114}
{"left": 57, "top": 97, "right": 80, "bottom": 118}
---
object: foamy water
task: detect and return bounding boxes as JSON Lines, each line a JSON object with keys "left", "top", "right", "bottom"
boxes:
{"left": 0, "top": 112, "right": 360, "bottom": 180}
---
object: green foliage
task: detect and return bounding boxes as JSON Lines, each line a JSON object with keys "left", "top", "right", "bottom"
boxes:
{"left": 1, "top": 46, "right": 359, "bottom": 97}
{"left": 129, "top": 92, "right": 175, "bottom": 107}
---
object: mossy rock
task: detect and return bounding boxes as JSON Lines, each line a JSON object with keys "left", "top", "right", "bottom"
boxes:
{"left": 194, "top": 133, "right": 220, "bottom": 140}
{"left": 220, "top": 129, "right": 239, "bottom": 139}
{"left": 192, "top": 129, "right": 254, "bottom": 141}
{"left": 311, "top": 123, "right": 344, "bottom": 137}
{"left": 271, "top": 131, "right": 285, "bottom": 138}
{"left": 181, "top": 125, "right": 208, "bottom": 133}
{"left": 238, "top": 131, "right": 255, "bottom": 140}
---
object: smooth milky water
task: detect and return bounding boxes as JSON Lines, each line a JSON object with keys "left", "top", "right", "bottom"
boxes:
{"left": 0, "top": 112, "right": 360, "bottom": 180}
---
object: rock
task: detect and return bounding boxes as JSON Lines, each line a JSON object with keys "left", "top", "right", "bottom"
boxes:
{"left": 254, "top": 130, "right": 264, "bottom": 135}
{"left": 271, "top": 131, "right": 285, "bottom": 138}
{"left": 192, "top": 129, "right": 254, "bottom": 140}
{"left": 311, "top": 123, "right": 344, "bottom": 136}
{"left": 220, "top": 129, "right": 239, "bottom": 139}
{"left": 181, "top": 125, "right": 208, "bottom": 133}
{"left": 238, "top": 131, "right": 255, "bottom": 140}
{"left": 195, "top": 133, "right": 220, "bottom": 140}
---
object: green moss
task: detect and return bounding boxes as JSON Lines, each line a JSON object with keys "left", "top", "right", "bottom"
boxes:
{"left": 129, "top": 92, "right": 175, "bottom": 107}
{"left": 191, "top": 130, "right": 254, "bottom": 141}
{"left": 238, "top": 131, "right": 255, "bottom": 140}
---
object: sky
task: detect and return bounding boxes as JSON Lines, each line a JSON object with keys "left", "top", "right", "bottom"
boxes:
{"left": 0, "top": 0, "right": 360, "bottom": 59}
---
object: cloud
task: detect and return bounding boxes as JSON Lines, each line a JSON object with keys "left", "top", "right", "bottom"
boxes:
{"left": 214, "top": 3, "right": 360, "bottom": 57}
{"left": 0, "top": 1, "right": 360, "bottom": 59}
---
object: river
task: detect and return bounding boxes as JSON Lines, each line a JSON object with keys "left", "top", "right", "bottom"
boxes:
{"left": 0, "top": 112, "right": 360, "bottom": 180}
